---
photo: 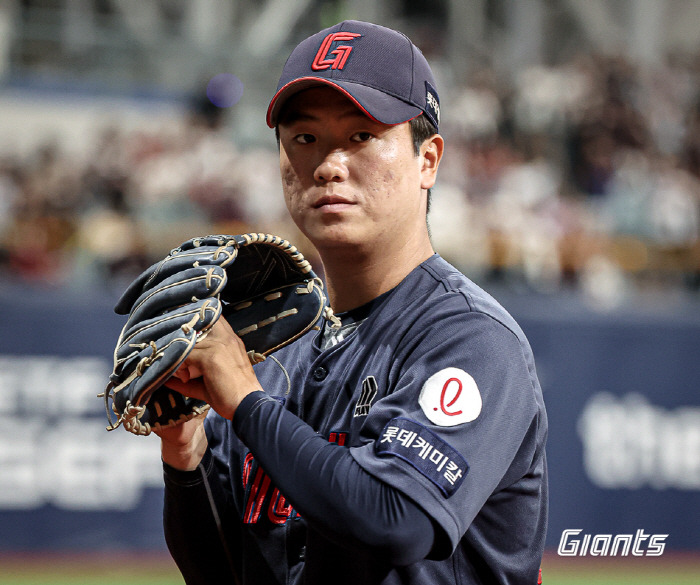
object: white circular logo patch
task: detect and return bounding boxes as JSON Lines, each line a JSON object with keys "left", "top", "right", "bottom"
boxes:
{"left": 419, "top": 367, "right": 482, "bottom": 426}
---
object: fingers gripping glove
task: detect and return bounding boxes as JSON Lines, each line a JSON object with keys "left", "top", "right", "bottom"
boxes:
{"left": 102, "top": 233, "right": 338, "bottom": 436}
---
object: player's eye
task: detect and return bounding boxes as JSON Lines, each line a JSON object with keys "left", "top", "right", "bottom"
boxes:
{"left": 351, "top": 132, "right": 373, "bottom": 142}
{"left": 295, "top": 133, "right": 316, "bottom": 144}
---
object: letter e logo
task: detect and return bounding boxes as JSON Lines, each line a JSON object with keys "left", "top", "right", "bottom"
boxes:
{"left": 419, "top": 368, "right": 482, "bottom": 426}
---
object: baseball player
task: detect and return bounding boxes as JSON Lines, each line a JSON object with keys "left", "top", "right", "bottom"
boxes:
{"left": 158, "top": 21, "right": 547, "bottom": 585}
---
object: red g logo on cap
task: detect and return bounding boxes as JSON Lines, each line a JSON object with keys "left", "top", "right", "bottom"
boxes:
{"left": 312, "top": 32, "right": 361, "bottom": 71}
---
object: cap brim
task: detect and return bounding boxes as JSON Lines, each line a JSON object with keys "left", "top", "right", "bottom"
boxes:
{"left": 266, "top": 77, "right": 422, "bottom": 128}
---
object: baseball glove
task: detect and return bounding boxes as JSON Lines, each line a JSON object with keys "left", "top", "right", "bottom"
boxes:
{"left": 101, "top": 233, "right": 338, "bottom": 436}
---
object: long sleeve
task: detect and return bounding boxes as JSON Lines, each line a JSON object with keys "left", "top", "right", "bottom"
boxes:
{"left": 233, "top": 392, "right": 439, "bottom": 566}
{"left": 163, "top": 448, "right": 241, "bottom": 584}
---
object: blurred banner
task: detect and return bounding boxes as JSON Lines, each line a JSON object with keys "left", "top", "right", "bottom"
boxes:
{"left": 0, "top": 288, "right": 166, "bottom": 550}
{"left": 517, "top": 301, "right": 700, "bottom": 552}
{"left": 0, "top": 289, "right": 698, "bottom": 551}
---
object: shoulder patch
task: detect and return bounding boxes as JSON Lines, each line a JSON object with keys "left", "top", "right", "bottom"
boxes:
{"left": 376, "top": 418, "right": 468, "bottom": 497}
{"left": 419, "top": 367, "right": 482, "bottom": 426}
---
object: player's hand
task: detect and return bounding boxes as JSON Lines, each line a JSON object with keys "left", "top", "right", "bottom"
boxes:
{"left": 166, "top": 318, "right": 263, "bottom": 421}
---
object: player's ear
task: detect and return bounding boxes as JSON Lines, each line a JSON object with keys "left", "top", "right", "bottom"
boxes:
{"left": 419, "top": 134, "right": 444, "bottom": 190}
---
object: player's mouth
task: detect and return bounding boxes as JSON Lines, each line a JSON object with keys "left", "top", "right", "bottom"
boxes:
{"left": 312, "top": 195, "right": 356, "bottom": 212}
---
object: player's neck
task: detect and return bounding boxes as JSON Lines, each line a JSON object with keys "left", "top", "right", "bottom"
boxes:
{"left": 319, "top": 236, "right": 435, "bottom": 313}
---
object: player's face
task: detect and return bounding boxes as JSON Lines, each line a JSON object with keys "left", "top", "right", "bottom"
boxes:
{"left": 277, "top": 87, "right": 437, "bottom": 252}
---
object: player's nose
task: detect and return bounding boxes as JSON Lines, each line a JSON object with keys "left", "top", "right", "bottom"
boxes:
{"left": 314, "top": 151, "right": 350, "bottom": 183}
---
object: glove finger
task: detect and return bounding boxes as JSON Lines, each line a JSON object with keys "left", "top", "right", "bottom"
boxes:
{"left": 112, "top": 325, "right": 199, "bottom": 413}
{"left": 116, "top": 298, "right": 221, "bottom": 364}
{"left": 109, "top": 298, "right": 222, "bottom": 435}
{"left": 125, "top": 265, "right": 226, "bottom": 326}
{"left": 114, "top": 258, "right": 165, "bottom": 315}
{"left": 114, "top": 243, "right": 239, "bottom": 315}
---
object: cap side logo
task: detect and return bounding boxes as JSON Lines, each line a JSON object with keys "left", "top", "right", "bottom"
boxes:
{"left": 312, "top": 32, "right": 362, "bottom": 71}
{"left": 425, "top": 81, "right": 440, "bottom": 127}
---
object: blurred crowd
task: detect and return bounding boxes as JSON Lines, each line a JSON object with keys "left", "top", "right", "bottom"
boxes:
{"left": 1, "top": 53, "right": 700, "bottom": 306}
{"left": 433, "top": 52, "right": 700, "bottom": 306}
{"left": 0, "top": 99, "right": 296, "bottom": 292}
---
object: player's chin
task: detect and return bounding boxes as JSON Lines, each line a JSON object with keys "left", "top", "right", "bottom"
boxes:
{"left": 302, "top": 219, "right": 366, "bottom": 250}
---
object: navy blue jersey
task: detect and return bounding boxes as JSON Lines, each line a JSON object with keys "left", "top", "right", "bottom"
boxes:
{"left": 168, "top": 254, "right": 547, "bottom": 584}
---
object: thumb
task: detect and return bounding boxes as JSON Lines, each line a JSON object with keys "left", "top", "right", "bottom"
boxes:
{"left": 165, "top": 376, "right": 208, "bottom": 403}
{"left": 172, "top": 362, "right": 203, "bottom": 383}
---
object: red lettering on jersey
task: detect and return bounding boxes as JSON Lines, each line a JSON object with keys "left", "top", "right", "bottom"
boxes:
{"left": 329, "top": 431, "right": 348, "bottom": 446}
{"left": 242, "top": 453, "right": 298, "bottom": 526}
{"left": 268, "top": 488, "right": 294, "bottom": 525}
{"left": 243, "top": 434, "right": 350, "bottom": 526}
{"left": 244, "top": 468, "right": 271, "bottom": 524}
{"left": 242, "top": 452, "right": 255, "bottom": 488}
{"left": 440, "top": 378, "right": 463, "bottom": 416}
{"left": 311, "top": 32, "right": 361, "bottom": 71}
{"left": 251, "top": 473, "right": 271, "bottom": 524}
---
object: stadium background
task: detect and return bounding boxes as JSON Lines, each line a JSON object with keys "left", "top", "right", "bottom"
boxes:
{"left": 0, "top": 0, "right": 699, "bottom": 583}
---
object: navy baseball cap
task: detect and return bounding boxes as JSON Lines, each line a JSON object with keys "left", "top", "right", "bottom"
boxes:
{"left": 266, "top": 20, "right": 440, "bottom": 131}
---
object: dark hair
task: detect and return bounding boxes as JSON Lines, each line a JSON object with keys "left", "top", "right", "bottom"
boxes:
{"left": 274, "top": 112, "right": 438, "bottom": 212}
{"left": 409, "top": 113, "right": 437, "bottom": 156}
